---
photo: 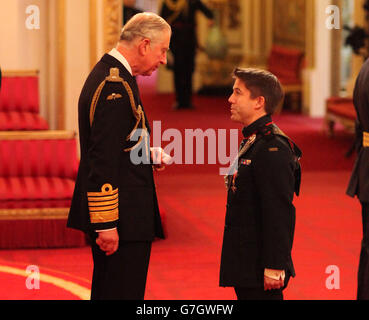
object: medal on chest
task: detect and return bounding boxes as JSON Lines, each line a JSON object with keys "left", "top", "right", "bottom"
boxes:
{"left": 224, "top": 133, "right": 256, "bottom": 193}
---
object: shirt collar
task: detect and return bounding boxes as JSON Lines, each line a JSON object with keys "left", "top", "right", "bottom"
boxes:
{"left": 108, "top": 47, "right": 133, "bottom": 76}
{"left": 242, "top": 114, "right": 273, "bottom": 139}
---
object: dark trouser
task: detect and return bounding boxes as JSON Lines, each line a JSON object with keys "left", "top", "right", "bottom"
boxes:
{"left": 173, "top": 51, "right": 194, "bottom": 108}
{"left": 90, "top": 238, "right": 152, "bottom": 300}
{"left": 171, "top": 33, "right": 195, "bottom": 108}
{"left": 234, "top": 287, "right": 283, "bottom": 300}
{"left": 357, "top": 202, "right": 369, "bottom": 300}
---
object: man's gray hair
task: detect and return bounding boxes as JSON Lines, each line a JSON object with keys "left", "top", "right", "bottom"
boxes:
{"left": 120, "top": 12, "right": 171, "bottom": 43}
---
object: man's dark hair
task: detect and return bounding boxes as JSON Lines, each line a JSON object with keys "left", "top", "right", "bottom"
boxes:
{"left": 233, "top": 67, "right": 284, "bottom": 115}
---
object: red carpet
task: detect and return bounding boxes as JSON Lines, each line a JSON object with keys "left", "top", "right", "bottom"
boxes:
{"left": 0, "top": 258, "right": 92, "bottom": 300}
{"left": 0, "top": 72, "right": 362, "bottom": 300}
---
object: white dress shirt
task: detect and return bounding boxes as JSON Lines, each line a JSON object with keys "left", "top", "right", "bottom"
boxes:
{"left": 108, "top": 47, "right": 133, "bottom": 76}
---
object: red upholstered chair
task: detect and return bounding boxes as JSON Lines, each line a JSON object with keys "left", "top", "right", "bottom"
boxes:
{"left": 0, "top": 131, "right": 85, "bottom": 248}
{"left": 325, "top": 97, "right": 356, "bottom": 137}
{"left": 0, "top": 70, "right": 49, "bottom": 130}
{"left": 267, "top": 45, "right": 305, "bottom": 113}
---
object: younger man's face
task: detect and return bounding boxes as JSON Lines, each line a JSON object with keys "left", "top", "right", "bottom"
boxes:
{"left": 228, "top": 78, "right": 260, "bottom": 125}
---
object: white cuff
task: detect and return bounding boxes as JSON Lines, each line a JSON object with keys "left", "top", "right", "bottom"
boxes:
{"left": 96, "top": 227, "right": 117, "bottom": 232}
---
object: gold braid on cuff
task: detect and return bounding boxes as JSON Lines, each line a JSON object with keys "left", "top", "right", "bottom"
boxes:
{"left": 87, "top": 184, "right": 119, "bottom": 224}
{"left": 364, "top": 131, "right": 369, "bottom": 148}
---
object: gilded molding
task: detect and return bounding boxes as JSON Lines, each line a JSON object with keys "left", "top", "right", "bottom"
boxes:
{"left": 90, "top": 0, "right": 98, "bottom": 69}
{"left": 0, "top": 130, "right": 76, "bottom": 141}
{"left": 305, "top": 0, "right": 315, "bottom": 69}
{"left": 273, "top": 0, "right": 306, "bottom": 50}
{"left": 103, "top": 0, "right": 123, "bottom": 53}
{"left": 57, "top": 0, "right": 66, "bottom": 130}
{"left": 330, "top": 0, "right": 342, "bottom": 96}
{"left": 2, "top": 70, "right": 39, "bottom": 77}
{"left": 0, "top": 208, "right": 70, "bottom": 220}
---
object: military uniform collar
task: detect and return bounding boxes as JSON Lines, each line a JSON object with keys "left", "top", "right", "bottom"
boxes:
{"left": 242, "top": 114, "right": 273, "bottom": 139}
{"left": 101, "top": 53, "right": 135, "bottom": 84}
{"left": 108, "top": 48, "right": 133, "bottom": 76}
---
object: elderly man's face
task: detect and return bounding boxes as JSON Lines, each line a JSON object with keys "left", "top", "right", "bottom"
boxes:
{"left": 139, "top": 30, "right": 171, "bottom": 76}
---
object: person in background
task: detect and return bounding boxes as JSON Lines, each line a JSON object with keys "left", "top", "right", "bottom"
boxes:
{"left": 160, "top": 0, "right": 214, "bottom": 110}
{"left": 123, "top": 0, "right": 142, "bottom": 24}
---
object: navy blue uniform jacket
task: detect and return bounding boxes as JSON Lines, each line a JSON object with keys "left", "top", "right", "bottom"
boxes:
{"left": 67, "top": 54, "right": 164, "bottom": 241}
{"left": 347, "top": 58, "right": 369, "bottom": 203}
{"left": 220, "top": 115, "right": 301, "bottom": 287}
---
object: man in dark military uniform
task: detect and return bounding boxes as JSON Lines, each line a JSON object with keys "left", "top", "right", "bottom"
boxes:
{"left": 347, "top": 58, "right": 369, "bottom": 300}
{"left": 219, "top": 68, "right": 302, "bottom": 300}
{"left": 160, "top": 0, "right": 214, "bottom": 109}
{"left": 67, "top": 13, "right": 171, "bottom": 300}
{"left": 123, "top": 0, "right": 141, "bottom": 24}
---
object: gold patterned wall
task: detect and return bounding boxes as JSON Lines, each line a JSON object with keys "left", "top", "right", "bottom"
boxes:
{"left": 89, "top": 0, "right": 97, "bottom": 69}
{"left": 273, "top": 0, "right": 306, "bottom": 50}
{"left": 103, "top": 0, "right": 123, "bottom": 52}
{"left": 57, "top": 0, "right": 66, "bottom": 130}
{"left": 89, "top": 0, "right": 122, "bottom": 69}
{"left": 199, "top": 0, "right": 243, "bottom": 88}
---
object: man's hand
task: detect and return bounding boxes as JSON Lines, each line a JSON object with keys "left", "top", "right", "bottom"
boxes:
{"left": 264, "top": 275, "right": 284, "bottom": 291}
{"left": 150, "top": 147, "right": 172, "bottom": 171}
{"left": 96, "top": 229, "right": 119, "bottom": 256}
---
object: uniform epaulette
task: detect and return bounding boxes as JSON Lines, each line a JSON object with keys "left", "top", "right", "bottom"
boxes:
{"left": 271, "top": 124, "right": 302, "bottom": 160}
{"left": 89, "top": 67, "right": 149, "bottom": 157}
{"left": 270, "top": 124, "right": 302, "bottom": 196}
